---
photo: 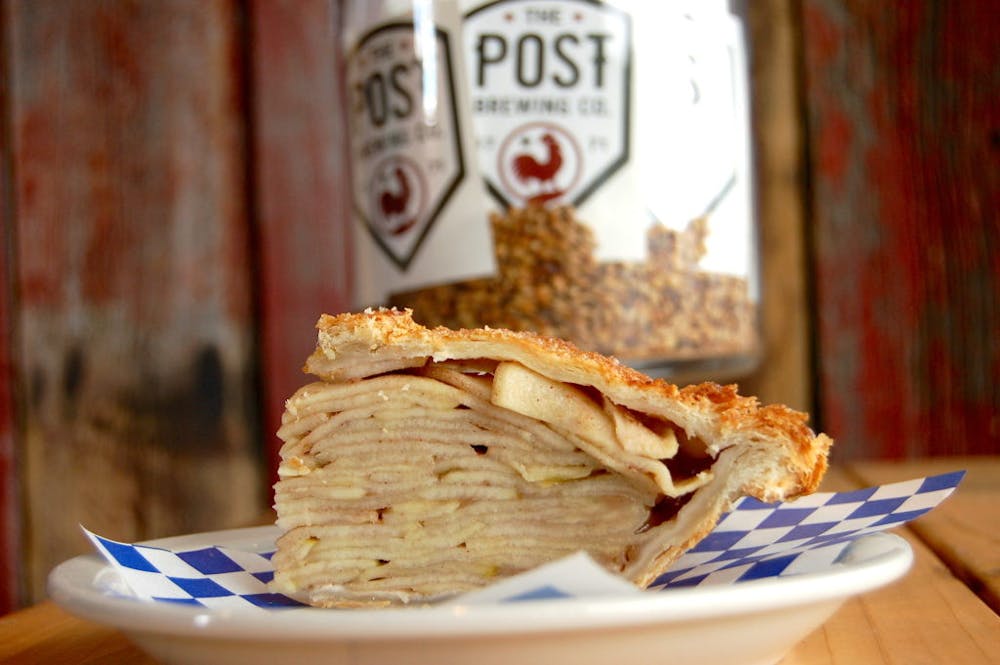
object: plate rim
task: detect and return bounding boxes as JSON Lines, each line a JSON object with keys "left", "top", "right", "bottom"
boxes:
{"left": 48, "top": 526, "right": 913, "bottom": 642}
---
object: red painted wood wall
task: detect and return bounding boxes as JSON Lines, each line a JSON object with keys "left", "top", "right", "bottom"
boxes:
{"left": 0, "top": 0, "right": 995, "bottom": 613}
{"left": 3, "top": 0, "right": 271, "bottom": 607}
{"left": 247, "top": 0, "right": 354, "bottom": 480}
{"left": 801, "top": 1, "right": 999, "bottom": 460}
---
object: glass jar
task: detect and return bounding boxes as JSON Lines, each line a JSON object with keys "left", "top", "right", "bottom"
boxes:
{"left": 342, "top": 0, "right": 761, "bottom": 382}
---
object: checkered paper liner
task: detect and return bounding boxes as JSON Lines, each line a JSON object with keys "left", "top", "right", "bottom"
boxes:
{"left": 83, "top": 471, "right": 963, "bottom": 610}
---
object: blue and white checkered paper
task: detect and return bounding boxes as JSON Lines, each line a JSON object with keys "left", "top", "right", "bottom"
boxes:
{"left": 84, "top": 471, "right": 963, "bottom": 609}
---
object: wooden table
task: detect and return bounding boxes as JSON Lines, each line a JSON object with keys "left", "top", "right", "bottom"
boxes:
{"left": 1, "top": 458, "right": 998, "bottom": 664}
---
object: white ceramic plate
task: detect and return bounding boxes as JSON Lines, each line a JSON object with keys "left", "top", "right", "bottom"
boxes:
{"left": 49, "top": 526, "right": 912, "bottom": 665}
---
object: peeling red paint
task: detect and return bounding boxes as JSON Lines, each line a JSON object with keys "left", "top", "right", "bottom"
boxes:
{"left": 815, "top": 106, "right": 854, "bottom": 187}
{"left": 805, "top": 0, "right": 999, "bottom": 458}
{"left": 802, "top": 3, "right": 843, "bottom": 67}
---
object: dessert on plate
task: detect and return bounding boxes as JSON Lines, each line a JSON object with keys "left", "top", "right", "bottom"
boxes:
{"left": 271, "top": 309, "right": 831, "bottom": 607}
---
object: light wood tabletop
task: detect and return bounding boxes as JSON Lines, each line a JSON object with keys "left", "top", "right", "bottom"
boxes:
{"left": 1, "top": 457, "right": 997, "bottom": 664}
{"left": 784, "top": 458, "right": 1000, "bottom": 664}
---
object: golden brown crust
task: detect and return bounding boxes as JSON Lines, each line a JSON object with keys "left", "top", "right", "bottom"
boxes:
{"left": 307, "top": 308, "right": 829, "bottom": 501}
{"left": 310, "top": 307, "right": 652, "bottom": 388}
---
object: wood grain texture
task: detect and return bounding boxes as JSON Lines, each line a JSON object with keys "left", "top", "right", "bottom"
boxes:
{"left": 0, "top": 0, "right": 23, "bottom": 615}
{"left": 784, "top": 467, "right": 1000, "bottom": 664}
{"left": 801, "top": 1, "right": 1000, "bottom": 459}
{"left": 737, "top": 0, "right": 814, "bottom": 415}
{"left": 786, "top": 533, "right": 1000, "bottom": 664}
{"left": 0, "top": 602, "right": 155, "bottom": 664}
{"left": 247, "top": 0, "right": 354, "bottom": 482}
{"left": 7, "top": 0, "right": 264, "bottom": 601}
{"left": 847, "top": 457, "right": 1000, "bottom": 614}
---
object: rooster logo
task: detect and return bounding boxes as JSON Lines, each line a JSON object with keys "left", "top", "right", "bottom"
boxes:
{"left": 499, "top": 124, "right": 581, "bottom": 206}
{"left": 380, "top": 167, "right": 412, "bottom": 232}
{"left": 371, "top": 159, "right": 423, "bottom": 237}
{"left": 513, "top": 133, "right": 563, "bottom": 195}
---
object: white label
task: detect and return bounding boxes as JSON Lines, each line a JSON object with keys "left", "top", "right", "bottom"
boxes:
{"left": 461, "top": 0, "right": 756, "bottom": 278}
{"left": 345, "top": 2, "right": 495, "bottom": 305}
{"left": 633, "top": 3, "right": 756, "bottom": 280}
{"left": 462, "top": 0, "right": 644, "bottom": 260}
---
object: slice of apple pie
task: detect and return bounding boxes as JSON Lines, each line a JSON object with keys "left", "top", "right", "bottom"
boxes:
{"left": 271, "top": 309, "right": 831, "bottom": 607}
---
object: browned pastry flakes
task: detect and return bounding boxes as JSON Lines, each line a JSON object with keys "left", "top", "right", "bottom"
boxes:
{"left": 271, "top": 309, "right": 831, "bottom": 607}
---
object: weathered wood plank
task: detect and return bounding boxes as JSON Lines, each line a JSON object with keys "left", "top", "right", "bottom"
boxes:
{"left": 0, "top": 0, "right": 23, "bottom": 615}
{"left": 801, "top": 1, "right": 1000, "bottom": 459}
{"left": 247, "top": 0, "right": 354, "bottom": 481}
{"left": 738, "top": 0, "right": 813, "bottom": 414}
{"left": 7, "top": 0, "right": 264, "bottom": 601}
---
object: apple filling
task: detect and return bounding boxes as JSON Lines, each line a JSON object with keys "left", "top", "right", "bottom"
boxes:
{"left": 271, "top": 359, "right": 715, "bottom": 607}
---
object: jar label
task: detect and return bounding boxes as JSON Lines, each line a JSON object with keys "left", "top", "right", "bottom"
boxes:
{"left": 632, "top": 4, "right": 756, "bottom": 280}
{"left": 460, "top": 0, "right": 755, "bottom": 274}
{"left": 345, "top": 5, "right": 494, "bottom": 305}
{"left": 462, "top": 1, "right": 631, "bottom": 212}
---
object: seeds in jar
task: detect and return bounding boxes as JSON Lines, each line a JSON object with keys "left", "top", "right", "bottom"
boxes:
{"left": 389, "top": 206, "right": 757, "bottom": 362}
